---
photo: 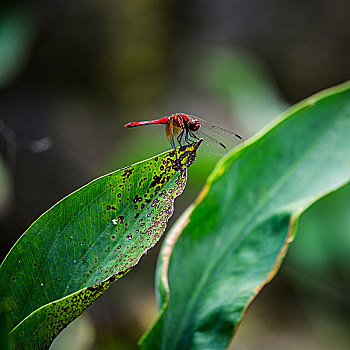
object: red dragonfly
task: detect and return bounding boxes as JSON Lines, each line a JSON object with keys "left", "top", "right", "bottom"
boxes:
{"left": 124, "top": 113, "right": 243, "bottom": 156}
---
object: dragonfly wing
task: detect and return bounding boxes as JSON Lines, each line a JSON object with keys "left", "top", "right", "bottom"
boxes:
{"left": 165, "top": 119, "right": 175, "bottom": 149}
{"left": 187, "top": 129, "right": 229, "bottom": 156}
{"left": 166, "top": 116, "right": 184, "bottom": 149}
{"left": 188, "top": 118, "right": 243, "bottom": 156}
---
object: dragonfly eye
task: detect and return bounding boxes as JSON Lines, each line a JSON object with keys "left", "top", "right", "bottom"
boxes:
{"left": 188, "top": 119, "right": 200, "bottom": 131}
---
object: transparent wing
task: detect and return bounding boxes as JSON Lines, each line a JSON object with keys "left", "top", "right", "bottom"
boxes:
{"left": 186, "top": 117, "right": 243, "bottom": 156}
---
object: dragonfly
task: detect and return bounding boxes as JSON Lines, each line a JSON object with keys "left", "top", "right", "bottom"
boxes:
{"left": 124, "top": 113, "right": 243, "bottom": 157}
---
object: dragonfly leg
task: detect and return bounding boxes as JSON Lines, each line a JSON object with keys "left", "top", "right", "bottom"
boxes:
{"left": 184, "top": 130, "right": 199, "bottom": 144}
{"left": 177, "top": 129, "right": 184, "bottom": 146}
{"left": 184, "top": 129, "right": 191, "bottom": 143}
{"left": 170, "top": 134, "right": 178, "bottom": 161}
{"left": 189, "top": 130, "right": 201, "bottom": 141}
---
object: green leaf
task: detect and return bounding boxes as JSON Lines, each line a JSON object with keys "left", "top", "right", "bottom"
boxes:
{"left": 140, "top": 81, "right": 350, "bottom": 350}
{"left": 0, "top": 141, "right": 201, "bottom": 350}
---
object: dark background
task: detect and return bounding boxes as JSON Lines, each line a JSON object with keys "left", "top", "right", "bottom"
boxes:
{"left": 1, "top": 1, "right": 349, "bottom": 349}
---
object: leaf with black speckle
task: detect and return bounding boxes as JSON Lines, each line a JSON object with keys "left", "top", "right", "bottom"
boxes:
{"left": 0, "top": 141, "right": 201, "bottom": 350}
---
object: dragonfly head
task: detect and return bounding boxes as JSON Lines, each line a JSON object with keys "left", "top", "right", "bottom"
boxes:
{"left": 188, "top": 118, "right": 200, "bottom": 131}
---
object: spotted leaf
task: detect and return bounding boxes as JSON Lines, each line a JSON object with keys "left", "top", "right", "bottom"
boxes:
{"left": 0, "top": 141, "right": 201, "bottom": 350}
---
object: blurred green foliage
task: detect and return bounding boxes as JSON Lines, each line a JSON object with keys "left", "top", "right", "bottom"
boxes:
{"left": 0, "top": 154, "right": 11, "bottom": 219}
{"left": 0, "top": 6, "right": 37, "bottom": 89}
